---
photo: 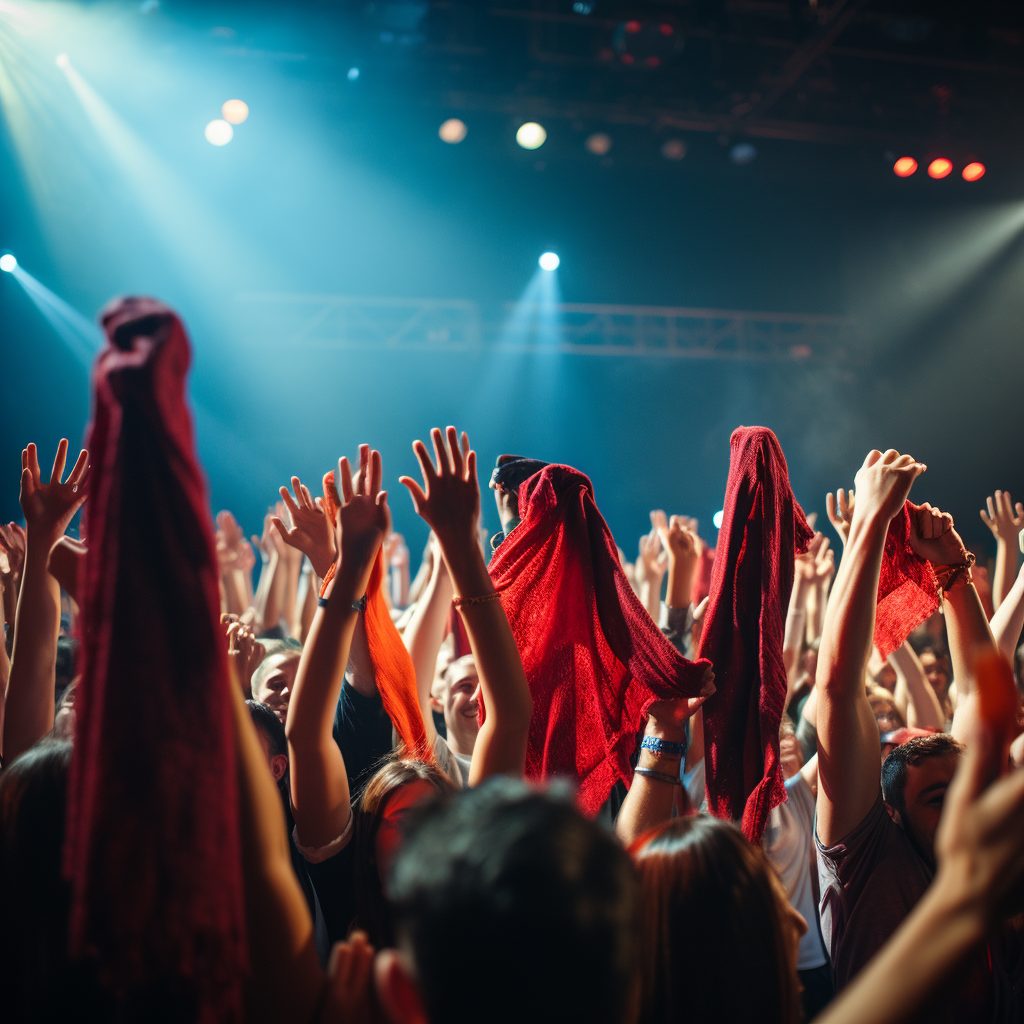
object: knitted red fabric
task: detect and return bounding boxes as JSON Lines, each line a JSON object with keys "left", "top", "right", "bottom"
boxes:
{"left": 691, "top": 545, "right": 716, "bottom": 606}
{"left": 873, "top": 503, "right": 939, "bottom": 662}
{"left": 320, "top": 471, "right": 432, "bottom": 762}
{"left": 489, "top": 465, "right": 712, "bottom": 816}
{"left": 64, "top": 298, "right": 246, "bottom": 1018}
{"left": 699, "top": 427, "right": 813, "bottom": 844}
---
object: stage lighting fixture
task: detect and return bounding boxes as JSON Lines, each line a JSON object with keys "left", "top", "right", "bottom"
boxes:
{"left": 962, "top": 162, "right": 986, "bottom": 182}
{"left": 0, "top": 254, "right": 16, "bottom": 272}
{"left": 205, "top": 119, "right": 233, "bottom": 146}
{"left": 221, "top": 99, "right": 248, "bottom": 124}
{"left": 730, "top": 142, "right": 757, "bottom": 165}
{"left": 55, "top": 53, "right": 70, "bottom": 68}
{"left": 661, "top": 139, "right": 686, "bottom": 161}
{"left": 585, "top": 132, "right": 611, "bottom": 155}
{"left": 893, "top": 156, "right": 917, "bottom": 177}
{"left": 347, "top": 67, "right": 360, "bottom": 81}
{"left": 539, "top": 252, "right": 560, "bottom": 271}
{"left": 713, "top": 510, "right": 724, "bottom": 529}
{"left": 927, "top": 158, "right": 952, "bottom": 179}
{"left": 516, "top": 122, "right": 547, "bottom": 150}
{"left": 439, "top": 118, "right": 467, "bottom": 144}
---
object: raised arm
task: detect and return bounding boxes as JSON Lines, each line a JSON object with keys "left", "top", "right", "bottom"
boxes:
{"left": 635, "top": 521, "right": 667, "bottom": 623}
{"left": 652, "top": 512, "right": 701, "bottom": 612}
{"left": 400, "top": 535, "right": 452, "bottom": 747}
{"left": 816, "top": 450, "right": 925, "bottom": 847}
{"left": 2, "top": 441, "right": 88, "bottom": 764}
{"left": 979, "top": 490, "right": 1023, "bottom": 612}
{"left": 889, "top": 641, "right": 945, "bottom": 732}
{"left": 989, "top": 558, "right": 1024, "bottom": 665}
{"left": 285, "top": 446, "right": 389, "bottom": 849}
{"left": 401, "top": 427, "right": 532, "bottom": 785}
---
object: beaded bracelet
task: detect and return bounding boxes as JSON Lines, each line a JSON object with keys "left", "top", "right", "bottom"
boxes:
{"left": 933, "top": 553, "right": 975, "bottom": 597}
{"left": 633, "top": 766, "right": 682, "bottom": 787}
{"left": 640, "top": 735, "right": 686, "bottom": 758}
{"left": 452, "top": 591, "right": 503, "bottom": 609}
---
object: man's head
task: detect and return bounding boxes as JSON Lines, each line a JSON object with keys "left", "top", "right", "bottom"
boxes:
{"left": 488, "top": 455, "right": 548, "bottom": 536}
{"left": 881, "top": 733, "right": 963, "bottom": 865}
{"left": 779, "top": 717, "right": 804, "bottom": 779}
{"left": 378, "top": 778, "right": 640, "bottom": 1024}
{"left": 441, "top": 655, "right": 480, "bottom": 755}
{"left": 246, "top": 699, "right": 288, "bottom": 784}
{"left": 251, "top": 639, "right": 302, "bottom": 724}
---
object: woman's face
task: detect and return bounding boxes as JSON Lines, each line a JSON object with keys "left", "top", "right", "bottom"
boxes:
{"left": 374, "top": 779, "right": 435, "bottom": 880}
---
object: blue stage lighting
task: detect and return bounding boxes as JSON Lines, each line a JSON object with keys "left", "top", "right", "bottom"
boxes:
{"left": 348, "top": 67, "right": 360, "bottom": 81}
{"left": 0, "top": 253, "right": 16, "bottom": 272}
{"left": 539, "top": 251, "right": 560, "bottom": 271}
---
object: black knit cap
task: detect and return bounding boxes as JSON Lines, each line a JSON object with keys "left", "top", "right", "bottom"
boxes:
{"left": 488, "top": 454, "right": 549, "bottom": 493}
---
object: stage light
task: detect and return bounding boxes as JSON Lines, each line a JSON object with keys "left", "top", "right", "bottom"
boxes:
{"left": 730, "top": 142, "right": 757, "bottom": 165}
{"left": 221, "top": 99, "right": 248, "bottom": 124}
{"left": 585, "top": 132, "right": 611, "bottom": 155}
{"left": 0, "top": 254, "right": 16, "bottom": 272}
{"left": 713, "top": 510, "right": 724, "bottom": 529}
{"left": 205, "top": 119, "right": 233, "bottom": 146}
{"left": 55, "top": 53, "right": 70, "bottom": 69}
{"left": 439, "top": 118, "right": 467, "bottom": 144}
{"left": 347, "top": 67, "right": 360, "bottom": 81}
{"left": 573, "top": 1, "right": 594, "bottom": 12}
{"left": 962, "top": 162, "right": 986, "bottom": 182}
{"left": 516, "top": 122, "right": 546, "bottom": 150}
{"left": 661, "top": 139, "right": 686, "bottom": 161}
{"left": 893, "top": 156, "right": 917, "bottom": 177}
{"left": 539, "top": 252, "right": 560, "bottom": 271}
{"left": 928, "top": 158, "right": 952, "bottom": 179}
{"left": 625, "top": 20, "right": 641, "bottom": 33}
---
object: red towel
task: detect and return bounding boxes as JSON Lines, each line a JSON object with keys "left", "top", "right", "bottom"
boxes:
{"left": 873, "top": 503, "right": 939, "bottom": 662}
{"left": 489, "top": 465, "right": 712, "bottom": 816}
{"left": 699, "top": 427, "right": 813, "bottom": 844}
{"left": 64, "top": 298, "right": 246, "bottom": 1017}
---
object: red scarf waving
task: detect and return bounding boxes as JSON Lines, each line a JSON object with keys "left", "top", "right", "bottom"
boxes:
{"left": 64, "top": 298, "right": 246, "bottom": 1018}
{"left": 489, "top": 465, "right": 712, "bottom": 816}
{"left": 699, "top": 427, "right": 813, "bottom": 844}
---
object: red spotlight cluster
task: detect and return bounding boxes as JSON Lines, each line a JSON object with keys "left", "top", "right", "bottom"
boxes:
{"left": 892, "top": 156, "right": 986, "bottom": 181}
{"left": 893, "top": 157, "right": 917, "bottom": 177}
{"left": 927, "top": 158, "right": 953, "bottom": 179}
{"left": 962, "top": 162, "right": 986, "bottom": 182}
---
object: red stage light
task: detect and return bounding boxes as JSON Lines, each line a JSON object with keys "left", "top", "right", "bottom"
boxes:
{"left": 962, "top": 162, "right": 986, "bottom": 182}
{"left": 621, "top": 53, "right": 635, "bottom": 64}
{"left": 659, "top": 23, "right": 674, "bottom": 35}
{"left": 625, "top": 20, "right": 641, "bottom": 33}
{"left": 927, "top": 158, "right": 953, "bottom": 179}
{"left": 893, "top": 157, "right": 917, "bottom": 177}
{"left": 646, "top": 56, "right": 660, "bottom": 67}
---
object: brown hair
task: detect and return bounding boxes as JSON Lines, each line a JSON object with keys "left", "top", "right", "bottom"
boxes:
{"left": 352, "top": 757, "right": 456, "bottom": 946}
{"left": 632, "top": 815, "right": 801, "bottom": 1024}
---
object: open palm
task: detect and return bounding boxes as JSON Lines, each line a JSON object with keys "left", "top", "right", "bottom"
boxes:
{"left": 272, "top": 475, "right": 337, "bottom": 579}
{"left": 19, "top": 440, "right": 89, "bottom": 545}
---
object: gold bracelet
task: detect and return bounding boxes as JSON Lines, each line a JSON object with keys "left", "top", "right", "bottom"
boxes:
{"left": 452, "top": 590, "right": 504, "bottom": 609}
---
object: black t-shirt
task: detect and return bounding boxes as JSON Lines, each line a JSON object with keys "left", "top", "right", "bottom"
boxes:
{"left": 305, "top": 837, "right": 358, "bottom": 946}
{"left": 332, "top": 679, "right": 394, "bottom": 797}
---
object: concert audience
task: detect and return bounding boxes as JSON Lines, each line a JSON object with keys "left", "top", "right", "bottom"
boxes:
{"left": 0, "top": 299, "right": 1023, "bottom": 1024}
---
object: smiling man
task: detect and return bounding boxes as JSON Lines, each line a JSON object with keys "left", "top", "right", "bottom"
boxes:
{"left": 251, "top": 639, "right": 302, "bottom": 724}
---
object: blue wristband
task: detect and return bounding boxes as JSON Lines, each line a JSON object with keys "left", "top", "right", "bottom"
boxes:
{"left": 641, "top": 735, "right": 685, "bottom": 758}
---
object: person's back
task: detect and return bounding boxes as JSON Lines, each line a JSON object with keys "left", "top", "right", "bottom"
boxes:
{"left": 379, "top": 778, "right": 640, "bottom": 1024}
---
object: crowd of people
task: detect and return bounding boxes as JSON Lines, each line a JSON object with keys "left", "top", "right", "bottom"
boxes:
{"left": 1, "top": 296, "right": 1023, "bottom": 1024}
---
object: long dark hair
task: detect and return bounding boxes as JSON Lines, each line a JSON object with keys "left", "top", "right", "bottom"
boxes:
{"left": 352, "top": 757, "right": 456, "bottom": 947}
{"left": 632, "top": 815, "right": 801, "bottom": 1024}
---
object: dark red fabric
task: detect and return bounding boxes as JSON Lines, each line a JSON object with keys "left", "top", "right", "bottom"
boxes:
{"left": 64, "top": 298, "right": 246, "bottom": 1017}
{"left": 691, "top": 545, "right": 716, "bottom": 606}
{"left": 699, "top": 427, "right": 813, "bottom": 844}
{"left": 489, "top": 465, "right": 712, "bottom": 816}
{"left": 873, "top": 503, "right": 939, "bottom": 662}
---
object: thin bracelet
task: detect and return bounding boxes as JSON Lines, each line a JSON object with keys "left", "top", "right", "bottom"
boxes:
{"left": 452, "top": 591, "right": 503, "bottom": 609}
{"left": 633, "top": 766, "right": 682, "bottom": 787}
{"left": 640, "top": 735, "right": 686, "bottom": 758}
{"left": 318, "top": 594, "right": 368, "bottom": 612}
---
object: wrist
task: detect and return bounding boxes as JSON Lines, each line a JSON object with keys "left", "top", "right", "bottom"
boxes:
{"left": 645, "top": 717, "right": 687, "bottom": 745}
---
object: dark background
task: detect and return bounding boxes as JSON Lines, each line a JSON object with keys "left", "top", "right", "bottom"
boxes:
{"left": 1, "top": 0, "right": 1022, "bottom": 559}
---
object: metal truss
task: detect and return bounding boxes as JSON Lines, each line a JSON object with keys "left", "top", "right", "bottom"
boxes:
{"left": 234, "top": 293, "right": 859, "bottom": 363}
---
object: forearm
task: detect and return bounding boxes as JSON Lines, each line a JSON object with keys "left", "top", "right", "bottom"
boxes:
{"left": 989, "top": 562, "right": 1024, "bottom": 665}
{"left": 253, "top": 552, "right": 281, "bottom": 634}
{"left": 393, "top": 560, "right": 411, "bottom": 609}
{"left": 783, "top": 577, "right": 810, "bottom": 679}
{"left": 807, "top": 578, "right": 828, "bottom": 643}
{"left": 279, "top": 557, "right": 301, "bottom": 639}
{"left": 945, "top": 583, "right": 999, "bottom": 744}
{"left": 991, "top": 540, "right": 1015, "bottom": 612}
{"left": 220, "top": 568, "right": 248, "bottom": 618}
{"left": 3, "top": 543, "right": 60, "bottom": 761}
{"left": 665, "top": 556, "right": 697, "bottom": 611}
{"left": 615, "top": 720, "right": 686, "bottom": 847}
{"left": 890, "top": 642, "right": 945, "bottom": 731}
{"left": 640, "top": 576, "right": 663, "bottom": 623}
{"left": 295, "top": 566, "right": 319, "bottom": 644}
{"left": 402, "top": 559, "right": 452, "bottom": 741}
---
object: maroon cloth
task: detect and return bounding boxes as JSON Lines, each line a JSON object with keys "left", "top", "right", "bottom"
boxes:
{"left": 873, "top": 503, "right": 939, "bottom": 662}
{"left": 489, "top": 465, "right": 712, "bottom": 816}
{"left": 699, "top": 427, "right": 813, "bottom": 844}
{"left": 64, "top": 298, "right": 246, "bottom": 1017}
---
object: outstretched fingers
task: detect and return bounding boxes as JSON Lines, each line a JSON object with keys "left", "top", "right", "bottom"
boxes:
{"left": 430, "top": 427, "right": 450, "bottom": 477}
{"left": 50, "top": 438, "right": 69, "bottom": 485}
{"left": 339, "top": 457, "right": 354, "bottom": 504}
{"left": 368, "top": 448, "right": 383, "bottom": 498}
{"left": 66, "top": 448, "right": 89, "bottom": 489}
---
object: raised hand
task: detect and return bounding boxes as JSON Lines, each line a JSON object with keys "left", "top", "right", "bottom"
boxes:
{"left": 825, "top": 487, "right": 856, "bottom": 546}
{"left": 635, "top": 527, "right": 667, "bottom": 587}
{"left": 215, "top": 510, "right": 246, "bottom": 571}
{"left": 19, "top": 440, "right": 89, "bottom": 545}
{"left": 271, "top": 476, "right": 336, "bottom": 579}
{"left": 386, "top": 531, "right": 410, "bottom": 570}
{"left": 815, "top": 534, "right": 835, "bottom": 583}
{"left": 980, "top": 491, "right": 1024, "bottom": 546}
{"left": 652, "top": 510, "right": 702, "bottom": 567}
{"left": 0, "top": 521, "right": 26, "bottom": 581}
{"left": 399, "top": 426, "right": 480, "bottom": 550}
{"left": 908, "top": 502, "right": 969, "bottom": 567}
{"left": 795, "top": 532, "right": 826, "bottom": 584}
{"left": 224, "top": 615, "right": 264, "bottom": 696}
{"left": 328, "top": 445, "right": 391, "bottom": 598}
{"left": 851, "top": 449, "right": 926, "bottom": 529}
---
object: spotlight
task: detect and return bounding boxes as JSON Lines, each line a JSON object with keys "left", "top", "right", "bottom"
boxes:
{"left": 55, "top": 53, "right": 70, "bottom": 68}
{"left": 0, "top": 253, "right": 16, "bottom": 272}
{"left": 573, "top": 1, "right": 594, "bottom": 12}
{"left": 204, "top": 119, "right": 233, "bottom": 146}
{"left": 347, "top": 67, "right": 360, "bottom": 81}
{"left": 893, "top": 156, "right": 917, "bottom": 177}
{"left": 713, "top": 510, "right": 724, "bottom": 530}
{"left": 221, "top": 99, "right": 248, "bottom": 124}
{"left": 661, "top": 139, "right": 686, "bottom": 161}
{"left": 585, "top": 132, "right": 612, "bottom": 155}
{"left": 927, "top": 158, "right": 952, "bottom": 179}
{"left": 439, "top": 118, "right": 467, "bottom": 144}
{"left": 730, "top": 142, "right": 757, "bottom": 165}
{"left": 539, "top": 252, "right": 560, "bottom": 271}
{"left": 962, "top": 162, "right": 986, "bottom": 182}
{"left": 516, "top": 122, "right": 547, "bottom": 150}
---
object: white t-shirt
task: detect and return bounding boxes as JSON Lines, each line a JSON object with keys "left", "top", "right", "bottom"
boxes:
{"left": 763, "top": 773, "right": 829, "bottom": 971}
{"left": 434, "top": 734, "right": 472, "bottom": 788}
